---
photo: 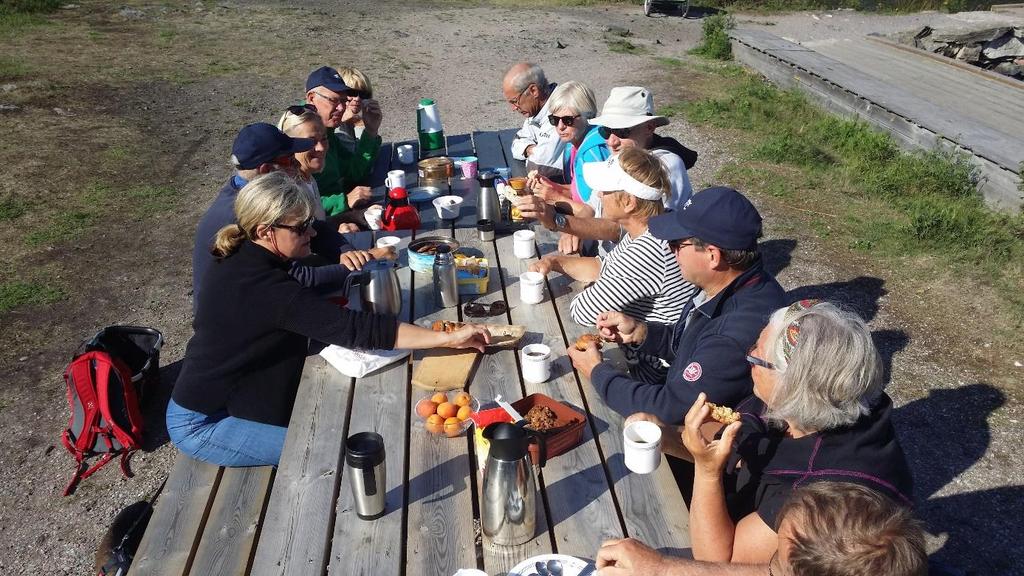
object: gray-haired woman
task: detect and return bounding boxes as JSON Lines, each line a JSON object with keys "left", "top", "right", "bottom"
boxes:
{"left": 631, "top": 300, "right": 913, "bottom": 564}
{"left": 168, "top": 172, "right": 490, "bottom": 468}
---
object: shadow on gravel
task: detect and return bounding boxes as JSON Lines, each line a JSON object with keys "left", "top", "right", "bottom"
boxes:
{"left": 894, "top": 384, "right": 1020, "bottom": 574}
{"left": 141, "top": 359, "right": 181, "bottom": 451}
{"left": 786, "top": 275, "right": 886, "bottom": 322}
{"left": 759, "top": 239, "right": 796, "bottom": 278}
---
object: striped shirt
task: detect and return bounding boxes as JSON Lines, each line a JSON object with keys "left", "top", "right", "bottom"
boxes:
{"left": 569, "top": 230, "right": 697, "bottom": 383}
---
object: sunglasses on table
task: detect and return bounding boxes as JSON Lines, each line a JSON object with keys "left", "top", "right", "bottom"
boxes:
{"left": 548, "top": 114, "right": 581, "bottom": 127}
{"left": 286, "top": 104, "right": 318, "bottom": 116}
{"left": 271, "top": 215, "right": 315, "bottom": 235}
{"left": 598, "top": 125, "right": 635, "bottom": 139}
{"left": 464, "top": 300, "right": 508, "bottom": 318}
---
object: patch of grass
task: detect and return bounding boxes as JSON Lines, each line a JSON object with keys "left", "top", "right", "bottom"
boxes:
{"left": 658, "top": 102, "right": 689, "bottom": 118}
{"left": 0, "top": 56, "right": 30, "bottom": 80}
{"left": 0, "top": 197, "right": 28, "bottom": 221}
{"left": 0, "top": 280, "right": 63, "bottom": 313}
{"left": 26, "top": 210, "right": 96, "bottom": 247}
{"left": 700, "top": 0, "right": 991, "bottom": 12}
{"left": 157, "top": 26, "right": 177, "bottom": 44}
{"left": 607, "top": 39, "right": 646, "bottom": 55}
{"left": 0, "top": 0, "right": 59, "bottom": 37}
{"left": 103, "top": 146, "right": 130, "bottom": 163}
{"left": 678, "top": 63, "right": 1024, "bottom": 320}
{"left": 127, "top": 185, "right": 176, "bottom": 216}
{"left": 655, "top": 57, "right": 684, "bottom": 68}
{"left": 206, "top": 59, "right": 245, "bottom": 76}
{"left": 691, "top": 13, "right": 734, "bottom": 61}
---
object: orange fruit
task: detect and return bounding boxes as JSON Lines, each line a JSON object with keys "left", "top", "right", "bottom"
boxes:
{"left": 416, "top": 400, "right": 439, "bottom": 419}
{"left": 457, "top": 405, "right": 473, "bottom": 421}
{"left": 425, "top": 414, "right": 445, "bottom": 435}
{"left": 430, "top": 392, "right": 448, "bottom": 404}
{"left": 453, "top": 392, "right": 473, "bottom": 407}
{"left": 437, "top": 402, "right": 457, "bottom": 419}
{"left": 443, "top": 417, "right": 463, "bottom": 437}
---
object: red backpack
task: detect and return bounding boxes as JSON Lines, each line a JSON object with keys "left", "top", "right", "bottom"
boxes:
{"left": 62, "top": 326, "right": 163, "bottom": 496}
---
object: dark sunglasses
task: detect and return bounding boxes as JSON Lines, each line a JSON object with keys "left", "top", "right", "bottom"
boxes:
{"left": 464, "top": 300, "right": 508, "bottom": 318}
{"left": 344, "top": 89, "right": 370, "bottom": 99}
{"left": 271, "top": 215, "right": 315, "bottom": 235}
{"left": 548, "top": 114, "right": 581, "bottom": 127}
{"left": 286, "top": 104, "right": 317, "bottom": 116}
{"left": 598, "top": 125, "right": 634, "bottom": 139}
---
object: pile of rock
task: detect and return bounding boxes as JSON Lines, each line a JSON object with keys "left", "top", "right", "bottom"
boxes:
{"left": 894, "top": 24, "right": 1024, "bottom": 79}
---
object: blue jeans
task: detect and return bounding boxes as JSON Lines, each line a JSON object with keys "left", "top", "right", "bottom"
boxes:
{"left": 166, "top": 398, "right": 287, "bottom": 467}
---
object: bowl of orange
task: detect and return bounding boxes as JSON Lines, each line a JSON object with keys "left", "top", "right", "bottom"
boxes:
{"left": 416, "top": 391, "right": 479, "bottom": 437}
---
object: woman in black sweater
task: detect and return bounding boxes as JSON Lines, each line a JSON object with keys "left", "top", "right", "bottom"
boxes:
{"left": 168, "top": 172, "right": 489, "bottom": 467}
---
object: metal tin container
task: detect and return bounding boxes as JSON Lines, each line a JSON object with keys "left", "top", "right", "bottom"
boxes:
{"left": 408, "top": 236, "right": 461, "bottom": 275}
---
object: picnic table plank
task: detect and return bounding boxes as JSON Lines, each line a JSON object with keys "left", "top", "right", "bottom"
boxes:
{"left": 249, "top": 356, "right": 353, "bottom": 576}
{"left": 328, "top": 231, "right": 414, "bottom": 576}
{"left": 190, "top": 466, "right": 273, "bottom": 576}
{"left": 533, "top": 226, "right": 692, "bottom": 552}
{"left": 370, "top": 142, "right": 394, "bottom": 188}
{"left": 405, "top": 229, "right": 478, "bottom": 576}
{"left": 496, "top": 130, "right": 529, "bottom": 178}
{"left": 132, "top": 456, "right": 221, "bottom": 576}
{"left": 495, "top": 231, "right": 626, "bottom": 559}
{"left": 452, "top": 227, "right": 553, "bottom": 575}
{"left": 472, "top": 130, "right": 509, "bottom": 174}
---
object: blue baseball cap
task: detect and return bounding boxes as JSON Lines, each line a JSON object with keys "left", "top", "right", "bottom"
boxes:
{"left": 230, "top": 123, "right": 314, "bottom": 170}
{"left": 305, "top": 66, "right": 349, "bottom": 93}
{"left": 649, "top": 186, "right": 763, "bottom": 250}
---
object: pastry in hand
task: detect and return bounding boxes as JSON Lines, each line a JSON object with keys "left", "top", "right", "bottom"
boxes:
{"left": 707, "top": 402, "right": 740, "bottom": 424}
{"left": 431, "top": 320, "right": 465, "bottom": 333}
{"left": 574, "top": 333, "right": 603, "bottom": 351}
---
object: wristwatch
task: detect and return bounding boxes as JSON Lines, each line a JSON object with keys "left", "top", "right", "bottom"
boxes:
{"left": 553, "top": 213, "right": 568, "bottom": 230}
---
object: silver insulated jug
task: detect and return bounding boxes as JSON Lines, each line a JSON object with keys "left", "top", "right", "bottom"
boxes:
{"left": 481, "top": 423, "right": 546, "bottom": 545}
{"left": 345, "top": 432, "right": 386, "bottom": 520}
{"left": 341, "top": 259, "right": 402, "bottom": 316}
{"left": 432, "top": 244, "right": 459, "bottom": 309}
{"left": 477, "top": 170, "right": 502, "bottom": 224}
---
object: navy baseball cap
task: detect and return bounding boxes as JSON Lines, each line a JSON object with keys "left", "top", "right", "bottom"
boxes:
{"left": 305, "top": 66, "right": 349, "bottom": 93}
{"left": 230, "top": 123, "right": 314, "bottom": 170}
{"left": 649, "top": 186, "right": 763, "bottom": 250}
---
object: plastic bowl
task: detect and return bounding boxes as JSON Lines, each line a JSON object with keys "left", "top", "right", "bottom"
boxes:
{"left": 416, "top": 393, "right": 480, "bottom": 438}
{"left": 433, "top": 195, "right": 463, "bottom": 220}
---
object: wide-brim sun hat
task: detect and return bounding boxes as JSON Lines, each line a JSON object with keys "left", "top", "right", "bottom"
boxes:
{"left": 590, "top": 86, "right": 670, "bottom": 130}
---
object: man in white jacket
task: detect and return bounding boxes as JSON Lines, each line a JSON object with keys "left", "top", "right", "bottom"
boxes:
{"left": 502, "top": 62, "right": 566, "bottom": 180}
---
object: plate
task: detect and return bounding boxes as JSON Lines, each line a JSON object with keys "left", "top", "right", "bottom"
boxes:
{"left": 508, "top": 554, "right": 593, "bottom": 576}
{"left": 407, "top": 185, "right": 444, "bottom": 203}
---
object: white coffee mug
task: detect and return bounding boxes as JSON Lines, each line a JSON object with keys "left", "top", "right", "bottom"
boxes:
{"left": 397, "top": 144, "right": 415, "bottom": 164}
{"left": 520, "top": 343, "right": 552, "bottom": 384}
{"left": 623, "top": 421, "right": 663, "bottom": 474}
{"left": 364, "top": 205, "right": 383, "bottom": 231}
{"left": 513, "top": 229, "right": 536, "bottom": 259}
{"left": 376, "top": 235, "right": 400, "bottom": 250}
{"left": 519, "top": 271, "right": 545, "bottom": 304}
{"left": 385, "top": 169, "right": 406, "bottom": 189}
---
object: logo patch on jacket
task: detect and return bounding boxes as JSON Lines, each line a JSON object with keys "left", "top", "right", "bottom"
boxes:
{"left": 683, "top": 361, "right": 702, "bottom": 381}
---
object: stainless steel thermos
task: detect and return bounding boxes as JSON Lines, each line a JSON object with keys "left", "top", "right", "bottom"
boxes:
{"left": 345, "top": 432, "right": 386, "bottom": 520}
{"left": 481, "top": 423, "right": 546, "bottom": 545}
{"left": 432, "top": 244, "right": 459, "bottom": 308}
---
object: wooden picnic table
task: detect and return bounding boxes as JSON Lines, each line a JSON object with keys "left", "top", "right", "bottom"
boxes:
{"left": 134, "top": 130, "right": 690, "bottom": 576}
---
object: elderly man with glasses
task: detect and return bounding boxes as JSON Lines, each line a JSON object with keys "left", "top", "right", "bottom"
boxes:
{"left": 502, "top": 62, "right": 566, "bottom": 180}
{"left": 568, "top": 186, "right": 785, "bottom": 424}
{"left": 305, "top": 66, "right": 381, "bottom": 225}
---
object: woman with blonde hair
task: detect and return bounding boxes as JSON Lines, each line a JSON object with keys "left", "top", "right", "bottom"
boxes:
{"left": 168, "top": 172, "right": 489, "bottom": 467}
{"left": 333, "top": 66, "right": 379, "bottom": 153}
{"left": 529, "top": 148, "right": 696, "bottom": 382}
{"left": 277, "top": 104, "right": 329, "bottom": 221}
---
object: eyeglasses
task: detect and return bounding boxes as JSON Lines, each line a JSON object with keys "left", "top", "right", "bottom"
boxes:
{"left": 598, "top": 126, "right": 634, "bottom": 139}
{"left": 548, "top": 114, "right": 581, "bottom": 128}
{"left": 313, "top": 91, "right": 344, "bottom": 109}
{"left": 344, "top": 89, "right": 370, "bottom": 100}
{"left": 271, "top": 215, "right": 315, "bottom": 235}
{"left": 745, "top": 354, "right": 777, "bottom": 371}
{"left": 668, "top": 239, "right": 695, "bottom": 252}
{"left": 464, "top": 300, "right": 508, "bottom": 318}
{"left": 286, "top": 104, "right": 317, "bottom": 116}
{"left": 508, "top": 84, "right": 533, "bottom": 108}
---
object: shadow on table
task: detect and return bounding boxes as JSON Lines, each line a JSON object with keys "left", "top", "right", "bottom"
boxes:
{"left": 398, "top": 455, "right": 472, "bottom": 506}
{"left": 893, "top": 383, "right": 1021, "bottom": 574}
{"left": 543, "top": 456, "right": 630, "bottom": 527}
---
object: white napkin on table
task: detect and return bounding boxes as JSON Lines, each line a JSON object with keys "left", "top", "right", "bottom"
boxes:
{"left": 319, "top": 344, "right": 410, "bottom": 378}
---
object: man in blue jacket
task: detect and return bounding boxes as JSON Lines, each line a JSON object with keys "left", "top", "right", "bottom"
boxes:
{"left": 568, "top": 186, "right": 786, "bottom": 424}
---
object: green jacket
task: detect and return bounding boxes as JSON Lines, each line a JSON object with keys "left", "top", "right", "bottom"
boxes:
{"left": 315, "top": 128, "right": 382, "bottom": 216}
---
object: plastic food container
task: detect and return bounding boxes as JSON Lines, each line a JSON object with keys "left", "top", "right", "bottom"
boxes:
{"left": 408, "top": 236, "right": 461, "bottom": 274}
{"left": 455, "top": 254, "right": 488, "bottom": 295}
{"left": 433, "top": 195, "right": 463, "bottom": 220}
{"left": 471, "top": 394, "right": 586, "bottom": 467}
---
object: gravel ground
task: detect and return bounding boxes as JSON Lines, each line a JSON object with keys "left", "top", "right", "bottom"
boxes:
{"left": 0, "top": 2, "right": 1021, "bottom": 575}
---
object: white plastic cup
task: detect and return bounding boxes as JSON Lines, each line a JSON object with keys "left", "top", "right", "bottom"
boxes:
{"left": 433, "top": 195, "right": 463, "bottom": 220}
{"left": 364, "top": 205, "right": 383, "bottom": 231}
{"left": 376, "top": 235, "right": 400, "bottom": 250}
{"left": 520, "top": 343, "right": 552, "bottom": 384}
{"left": 385, "top": 169, "right": 406, "bottom": 189}
{"left": 513, "top": 229, "right": 536, "bottom": 259}
{"left": 623, "top": 421, "right": 663, "bottom": 474}
{"left": 397, "top": 144, "right": 415, "bottom": 164}
{"left": 519, "top": 271, "right": 545, "bottom": 304}
{"left": 460, "top": 156, "right": 479, "bottom": 179}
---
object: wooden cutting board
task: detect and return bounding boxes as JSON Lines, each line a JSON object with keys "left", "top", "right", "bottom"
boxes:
{"left": 411, "top": 349, "right": 480, "bottom": 391}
